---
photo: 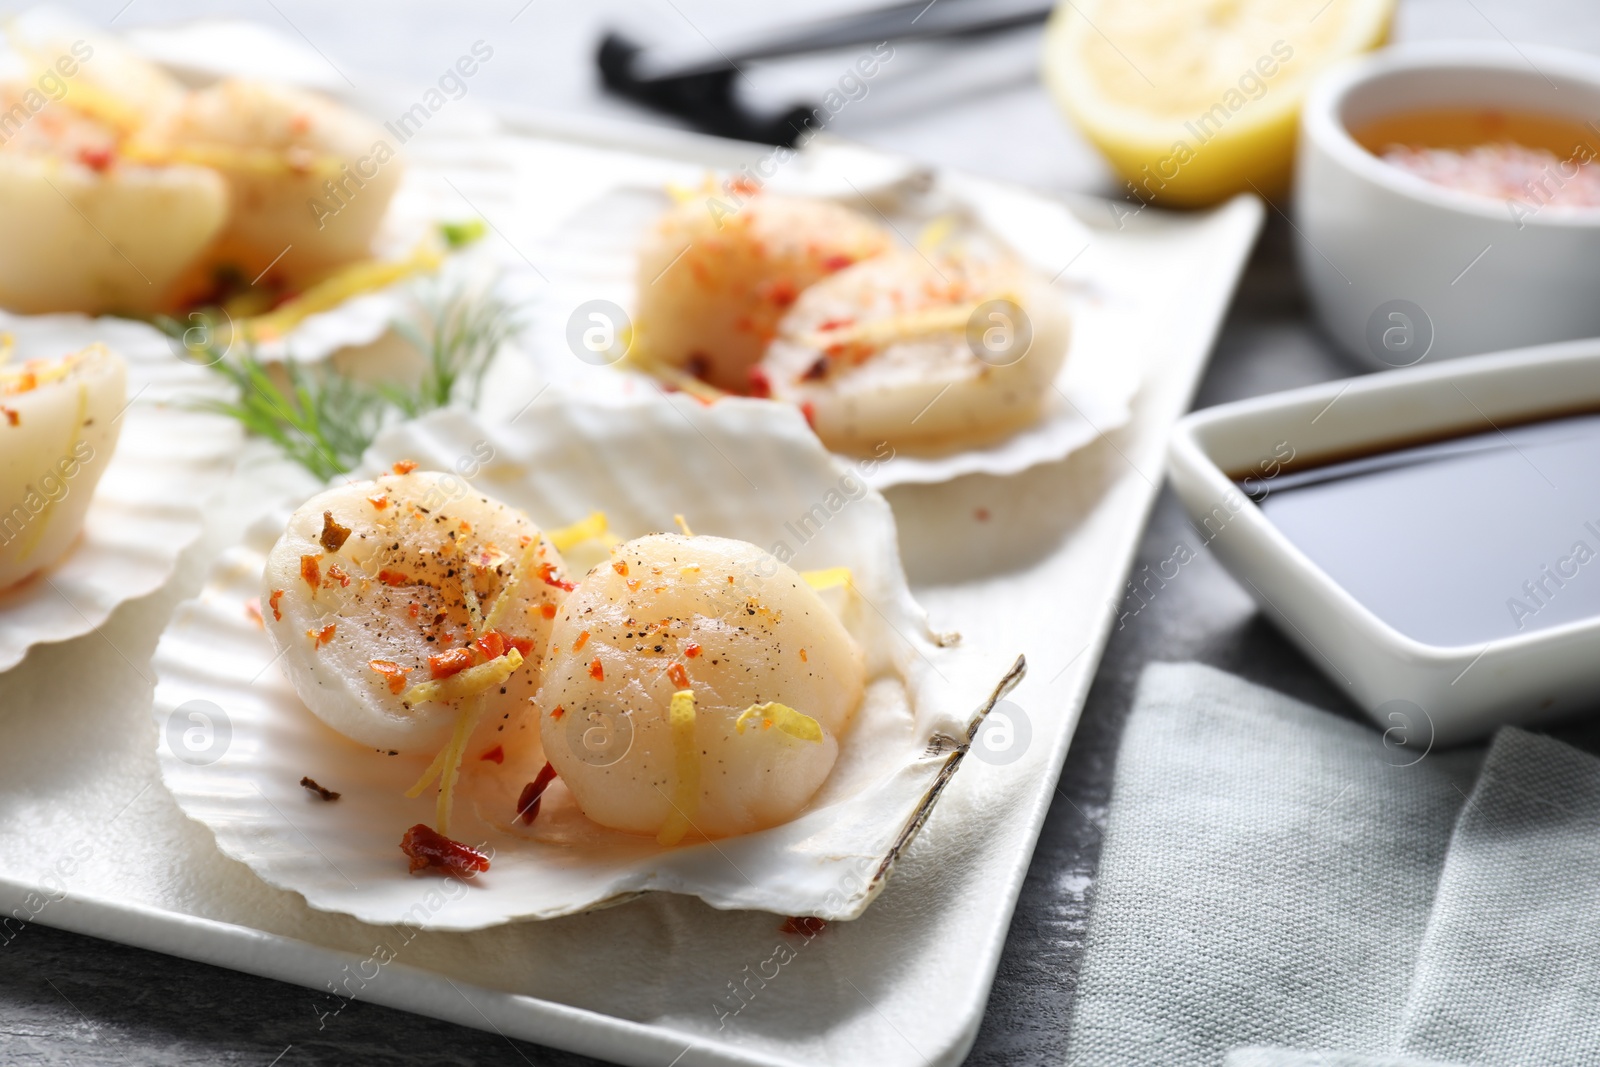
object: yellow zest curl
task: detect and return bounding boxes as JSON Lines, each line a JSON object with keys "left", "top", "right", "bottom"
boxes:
{"left": 240, "top": 241, "right": 445, "bottom": 341}
{"left": 656, "top": 689, "right": 700, "bottom": 847}
{"left": 735, "top": 701, "right": 824, "bottom": 743}
{"left": 400, "top": 648, "right": 523, "bottom": 707}
{"left": 547, "top": 511, "right": 611, "bottom": 553}
{"left": 801, "top": 567, "right": 852, "bottom": 592}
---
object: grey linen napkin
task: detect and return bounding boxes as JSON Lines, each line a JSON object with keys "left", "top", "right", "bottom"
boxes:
{"left": 1061, "top": 662, "right": 1482, "bottom": 1067}
{"left": 1395, "top": 728, "right": 1600, "bottom": 1066}
{"left": 1225, "top": 1050, "right": 1467, "bottom": 1067}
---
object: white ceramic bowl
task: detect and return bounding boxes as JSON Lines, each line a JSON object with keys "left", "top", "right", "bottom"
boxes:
{"left": 1168, "top": 338, "right": 1600, "bottom": 747}
{"left": 1296, "top": 42, "right": 1600, "bottom": 369}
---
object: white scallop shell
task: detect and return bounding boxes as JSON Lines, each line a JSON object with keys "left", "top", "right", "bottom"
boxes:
{"left": 149, "top": 394, "right": 1021, "bottom": 929}
{"left": 524, "top": 172, "right": 1140, "bottom": 488}
{"left": 0, "top": 313, "right": 241, "bottom": 671}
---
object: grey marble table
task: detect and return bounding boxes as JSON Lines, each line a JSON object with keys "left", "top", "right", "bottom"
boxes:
{"left": 4, "top": 1, "right": 1597, "bottom": 1063}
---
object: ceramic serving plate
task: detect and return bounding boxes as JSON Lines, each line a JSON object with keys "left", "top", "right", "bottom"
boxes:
{"left": 1169, "top": 337, "right": 1600, "bottom": 746}
{"left": 0, "top": 17, "right": 1263, "bottom": 1067}
{"left": 150, "top": 395, "right": 1020, "bottom": 928}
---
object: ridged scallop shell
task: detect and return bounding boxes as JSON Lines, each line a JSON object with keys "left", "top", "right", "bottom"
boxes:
{"left": 149, "top": 394, "right": 1021, "bottom": 928}
{"left": 525, "top": 172, "right": 1140, "bottom": 487}
{"left": 0, "top": 313, "right": 241, "bottom": 671}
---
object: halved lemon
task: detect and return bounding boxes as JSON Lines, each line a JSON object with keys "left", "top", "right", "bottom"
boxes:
{"left": 1043, "top": 0, "right": 1395, "bottom": 207}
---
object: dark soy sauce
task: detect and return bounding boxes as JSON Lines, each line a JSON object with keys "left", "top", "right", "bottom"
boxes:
{"left": 1239, "top": 413, "right": 1600, "bottom": 647}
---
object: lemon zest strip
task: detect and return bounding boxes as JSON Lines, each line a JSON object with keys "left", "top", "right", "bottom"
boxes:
{"left": 434, "top": 693, "right": 485, "bottom": 836}
{"left": 801, "top": 567, "right": 853, "bottom": 592}
{"left": 916, "top": 215, "right": 957, "bottom": 255}
{"left": 547, "top": 511, "right": 610, "bottom": 553}
{"left": 620, "top": 348, "right": 726, "bottom": 403}
{"left": 656, "top": 689, "right": 700, "bottom": 847}
{"left": 404, "top": 743, "right": 451, "bottom": 799}
{"left": 797, "top": 292, "right": 1022, "bottom": 352}
{"left": 120, "top": 139, "right": 345, "bottom": 178}
{"left": 482, "top": 537, "right": 544, "bottom": 633}
{"left": 401, "top": 648, "right": 523, "bottom": 707}
{"left": 239, "top": 241, "right": 445, "bottom": 341}
{"left": 734, "top": 701, "right": 824, "bottom": 743}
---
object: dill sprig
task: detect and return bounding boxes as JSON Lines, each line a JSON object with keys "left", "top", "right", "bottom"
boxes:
{"left": 162, "top": 283, "right": 522, "bottom": 481}
{"left": 385, "top": 283, "right": 523, "bottom": 417}
{"left": 196, "top": 348, "right": 389, "bottom": 481}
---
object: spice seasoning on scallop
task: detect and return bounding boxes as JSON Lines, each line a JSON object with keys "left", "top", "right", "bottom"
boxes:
{"left": 399, "top": 823, "right": 489, "bottom": 875}
{"left": 299, "top": 776, "right": 341, "bottom": 801}
{"left": 319, "top": 510, "right": 352, "bottom": 552}
{"left": 516, "top": 762, "right": 559, "bottom": 825}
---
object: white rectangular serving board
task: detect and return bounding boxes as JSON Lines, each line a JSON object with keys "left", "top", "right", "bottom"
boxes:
{"left": 0, "top": 37, "right": 1263, "bottom": 1067}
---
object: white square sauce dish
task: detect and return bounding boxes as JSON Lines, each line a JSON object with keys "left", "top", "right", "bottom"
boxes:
{"left": 1169, "top": 339, "right": 1600, "bottom": 746}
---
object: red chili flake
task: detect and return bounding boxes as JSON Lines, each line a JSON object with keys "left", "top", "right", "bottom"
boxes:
{"left": 516, "top": 762, "right": 559, "bottom": 825}
{"left": 550, "top": 705, "right": 565, "bottom": 721}
{"left": 459, "top": 520, "right": 472, "bottom": 533}
{"left": 475, "top": 630, "right": 508, "bottom": 661}
{"left": 367, "top": 493, "right": 389, "bottom": 510}
{"left": 817, "top": 317, "right": 853, "bottom": 332}
{"left": 1, "top": 407, "right": 17, "bottom": 427}
{"left": 747, "top": 366, "right": 772, "bottom": 398}
{"left": 408, "top": 602, "right": 420, "bottom": 618}
{"left": 821, "top": 254, "right": 854, "bottom": 272}
{"left": 368, "top": 659, "right": 410, "bottom": 694}
{"left": 77, "top": 145, "right": 113, "bottom": 171}
{"left": 319, "top": 510, "right": 352, "bottom": 552}
{"left": 765, "top": 278, "right": 798, "bottom": 307}
{"left": 244, "top": 598, "right": 264, "bottom": 628}
{"left": 325, "top": 563, "right": 351, "bottom": 588}
{"left": 400, "top": 823, "right": 490, "bottom": 875}
{"left": 506, "top": 635, "right": 533, "bottom": 656}
{"left": 975, "top": 507, "right": 991, "bottom": 522}
{"left": 316, "top": 624, "right": 336, "bottom": 646}
{"left": 537, "top": 562, "right": 575, "bottom": 591}
{"left": 268, "top": 589, "right": 284, "bottom": 621}
{"left": 612, "top": 560, "right": 629, "bottom": 577}
{"left": 479, "top": 745, "right": 505, "bottom": 765}
{"left": 799, "top": 401, "right": 817, "bottom": 429}
{"left": 2, "top": 370, "right": 37, "bottom": 395}
{"left": 428, "top": 647, "right": 475, "bottom": 679}
{"left": 573, "top": 630, "right": 590, "bottom": 652}
{"left": 799, "top": 648, "right": 808, "bottom": 663}
{"left": 626, "top": 579, "right": 641, "bottom": 592}
{"left": 299, "top": 553, "right": 321, "bottom": 590}
{"left": 391, "top": 460, "right": 418, "bottom": 475}
{"left": 667, "top": 662, "right": 689, "bottom": 688}
{"left": 780, "top": 915, "right": 828, "bottom": 937}
{"left": 299, "top": 776, "right": 340, "bottom": 801}
{"left": 377, "top": 569, "right": 411, "bottom": 586}
{"left": 540, "top": 602, "right": 557, "bottom": 620}
{"left": 684, "top": 642, "right": 702, "bottom": 658}
{"left": 588, "top": 657, "right": 604, "bottom": 681}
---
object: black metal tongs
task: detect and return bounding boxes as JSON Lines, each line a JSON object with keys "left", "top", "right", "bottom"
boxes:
{"left": 597, "top": 0, "right": 1053, "bottom": 145}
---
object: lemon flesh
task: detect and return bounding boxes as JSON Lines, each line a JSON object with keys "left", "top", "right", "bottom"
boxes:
{"left": 1043, "top": 0, "right": 1395, "bottom": 207}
